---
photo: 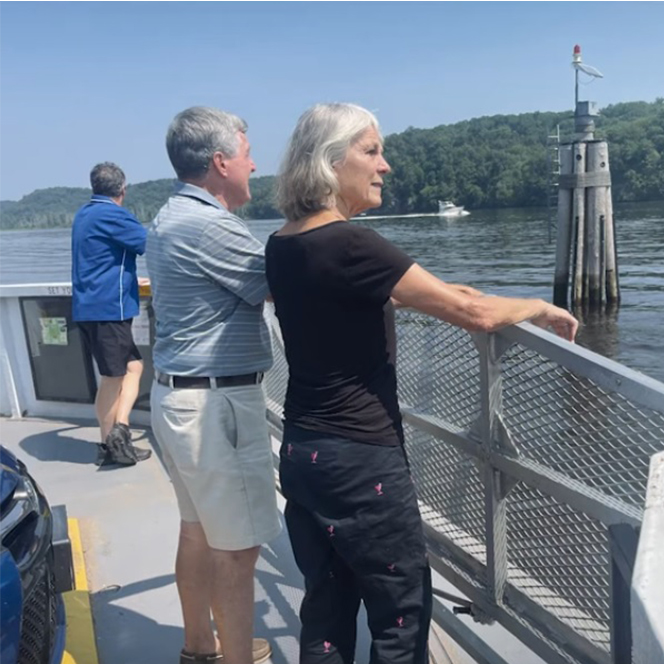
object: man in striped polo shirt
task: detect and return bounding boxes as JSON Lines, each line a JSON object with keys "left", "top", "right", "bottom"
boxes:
{"left": 147, "top": 107, "right": 280, "bottom": 664}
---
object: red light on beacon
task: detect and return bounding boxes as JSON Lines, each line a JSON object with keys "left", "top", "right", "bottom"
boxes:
{"left": 573, "top": 44, "right": 582, "bottom": 63}
{"left": 574, "top": 45, "right": 581, "bottom": 55}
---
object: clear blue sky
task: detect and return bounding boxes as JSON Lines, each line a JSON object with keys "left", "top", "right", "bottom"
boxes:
{"left": 1, "top": 2, "right": 662, "bottom": 201}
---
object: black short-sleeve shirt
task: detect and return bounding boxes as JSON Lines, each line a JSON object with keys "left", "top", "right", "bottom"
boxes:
{"left": 265, "top": 221, "right": 414, "bottom": 446}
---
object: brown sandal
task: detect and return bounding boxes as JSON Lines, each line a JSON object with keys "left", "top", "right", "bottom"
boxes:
{"left": 180, "top": 638, "right": 271, "bottom": 664}
{"left": 180, "top": 651, "right": 223, "bottom": 663}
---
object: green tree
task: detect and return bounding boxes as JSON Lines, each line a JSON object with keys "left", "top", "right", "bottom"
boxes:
{"left": 2, "top": 100, "right": 662, "bottom": 230}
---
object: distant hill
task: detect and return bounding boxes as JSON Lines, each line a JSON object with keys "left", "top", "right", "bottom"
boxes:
{"left": 0, "top": 176, "right": 279, "bottom": 230}
{"left": 377, "top": 99, "right": 664, "bottom": 214}
{"left": 2, "top": 100, "right": 662, "bottom": 230}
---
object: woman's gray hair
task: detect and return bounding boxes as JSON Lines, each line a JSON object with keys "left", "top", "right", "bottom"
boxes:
{"left": 90, "top": 162, "right": 126, "bottom": 198}
{"left": 276, "top": 103, "right": 381, "bottom": 221}
{"left": 166, "top": 106, "right": 248, "bottom": 181}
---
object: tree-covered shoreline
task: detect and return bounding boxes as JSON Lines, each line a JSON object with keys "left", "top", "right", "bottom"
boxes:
{"left": 2, "top": 100, "right": 662, "bottom": 230}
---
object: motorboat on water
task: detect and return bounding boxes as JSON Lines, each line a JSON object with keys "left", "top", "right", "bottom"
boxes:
{"left": 350, "top": 202, "right": 470, "bottom": 221}
{"left": 437, "top": 200, "right": 470, "bottom": 218}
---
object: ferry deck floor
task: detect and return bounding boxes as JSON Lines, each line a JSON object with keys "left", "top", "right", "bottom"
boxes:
{"left": 1, "top": 416, "right": 546, "bottom": 664}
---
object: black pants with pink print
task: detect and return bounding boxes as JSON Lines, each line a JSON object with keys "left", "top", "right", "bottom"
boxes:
{"left": 280, "top": 423, "right": 432, "bottom": 664}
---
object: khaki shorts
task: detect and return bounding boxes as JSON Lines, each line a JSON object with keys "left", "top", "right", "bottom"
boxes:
{"left": 150, "top": 380, "right": 281, "bottom": 550}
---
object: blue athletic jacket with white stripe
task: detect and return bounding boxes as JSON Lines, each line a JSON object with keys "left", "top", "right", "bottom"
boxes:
{"left": 71, "top": 196, "right": 147, "bottom": 321}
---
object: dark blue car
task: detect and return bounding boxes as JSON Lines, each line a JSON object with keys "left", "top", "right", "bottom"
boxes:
{"left": 0, "top": 446, "right": 73, "bottom": 664}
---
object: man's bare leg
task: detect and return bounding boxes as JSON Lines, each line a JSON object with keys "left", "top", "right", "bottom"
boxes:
{"left": 210, "top": 546, "right": 261, "bottom": 664}
{"left": 114, "top": 359, "right": 144, "bottom": 425}
{"left": 95, "top": 375, "right": 123, "bottom": 442}
{"left": 176, "top": 521, "right": 218, "bottom": 655}
{"left": 97, "top": 360, "right": 150, "bottom": 465}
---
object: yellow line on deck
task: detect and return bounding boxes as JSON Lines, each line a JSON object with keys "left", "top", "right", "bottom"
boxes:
{"left": 68, "top": 518, "right": 88, "bottom": 592}
{"left": 61, "top": 518, "right": 99, "bottom": 664}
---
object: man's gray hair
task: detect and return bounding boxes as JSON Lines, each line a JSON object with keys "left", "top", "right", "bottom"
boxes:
{"left": 166, "top": 106, "right": 248, "bottom": 181}
{"left": 90, "top": 162, "right": 126, "bottom": 198}
{"left": 276, "top": 103, "right": 381, "bottom": 222}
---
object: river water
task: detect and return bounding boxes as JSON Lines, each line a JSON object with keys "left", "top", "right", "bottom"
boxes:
{"left": 1, "top": 201, "right": 663, "bottom": 381}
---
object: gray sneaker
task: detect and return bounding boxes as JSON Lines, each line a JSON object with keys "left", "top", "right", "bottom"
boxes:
{"left": 94, "top": 443, "right": 113, "bottom": 467}
{"left": 105, "top": 423, "right": 152, "bottom": 465}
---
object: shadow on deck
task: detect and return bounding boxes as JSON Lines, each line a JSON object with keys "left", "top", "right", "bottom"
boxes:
{"left": 1, "top": 417, "right": 383, "bottom": 664}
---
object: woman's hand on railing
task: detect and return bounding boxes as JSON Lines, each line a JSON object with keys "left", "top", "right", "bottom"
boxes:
{"left": 531, "top": 303, "right": 579, "bottom": 342}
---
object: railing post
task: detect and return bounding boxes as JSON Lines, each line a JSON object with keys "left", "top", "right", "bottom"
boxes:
{"left": 608, "top": 523, "right": 639, "bottom": 664}
{"left": 632, "top": 452, "right": 664, "bottom": 664}
{"left": 0, "top": 297, "right": 29, "bottom": 417}
{"left": 476, "top": 332, "right": 514, "bottom": 607}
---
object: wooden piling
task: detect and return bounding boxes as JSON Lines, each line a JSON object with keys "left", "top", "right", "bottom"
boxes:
{"left": 604, "top": 155, "right": 620, "bottom": 304}
{"left": 586, "top": 142, "right": 606, "bottom": 306}
{"left": 571, "top": 143, "right": 587, "bottom": 306}
{"left": 553, "top": 139, "right": 619, "bottom": 309}
{"left": 553, "top": 146, "right": 573, "bottom": 308}
{"left": 551, "top": 71, "right": 620, "bottom": 309}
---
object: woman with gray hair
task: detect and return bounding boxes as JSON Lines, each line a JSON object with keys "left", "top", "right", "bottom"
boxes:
{"left": 266, "top": 103, "right": 577, "bottom": 664}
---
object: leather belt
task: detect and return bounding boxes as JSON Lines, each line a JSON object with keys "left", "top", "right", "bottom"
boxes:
{"left": 156, "top": 372, "right": 264, "bottom": 389}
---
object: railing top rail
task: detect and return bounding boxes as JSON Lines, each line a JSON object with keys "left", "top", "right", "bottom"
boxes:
{"left": 393, "top": 306, "right": 664, "bottom": 414}
{"left": 0, "top": 282, "right": 73, "bottom": 298}
{"left": 499, "top": 322, "right": 664, "bottom": 414}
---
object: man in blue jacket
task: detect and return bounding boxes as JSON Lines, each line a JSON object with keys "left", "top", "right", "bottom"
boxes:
{"left": 72, "top": 162, "right": 152, "bottom": 466}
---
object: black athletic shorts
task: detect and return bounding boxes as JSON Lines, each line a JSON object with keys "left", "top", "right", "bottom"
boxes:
{"left": 77, "top": 320, "right": 142, "bottom": 377}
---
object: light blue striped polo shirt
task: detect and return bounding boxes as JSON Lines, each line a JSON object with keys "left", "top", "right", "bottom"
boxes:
{"left": 146, "top": 182, "right": 272, "bottom": 376}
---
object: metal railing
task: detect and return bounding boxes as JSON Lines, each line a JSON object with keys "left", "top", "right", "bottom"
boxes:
{"left": 2, "top": 284, "right": 663, "bottom": 663}
{"left": 263, "top": 305, "right": 664, "bottom": 664}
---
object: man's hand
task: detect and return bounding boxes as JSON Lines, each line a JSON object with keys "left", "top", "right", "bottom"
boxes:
{"left": 138, "top": 277, "right": 150, "bottom": 286}
{"left": 531, "top": 304, "right": 579, "bottom": 342}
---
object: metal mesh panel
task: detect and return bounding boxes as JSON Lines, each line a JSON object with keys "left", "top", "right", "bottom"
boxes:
{"left": 395, "top": 310, "right": 487, "bottom": 563}
{"left": 501, "top": 343, "right": 664, "bottom": 507}
{"left": 500, "top": 601, "right": 588, "bottom": 664}
{"left": 264, "top": 306, "right": 288, "bottom": 419}
{"left": 506, "top": 484, "right": 611, "bottom": 651}
{"left": 396, "top": 310, "right": 481, "bottom": 430}
{"left": 405, "top": 423, "right": 487, "bottom": 564}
